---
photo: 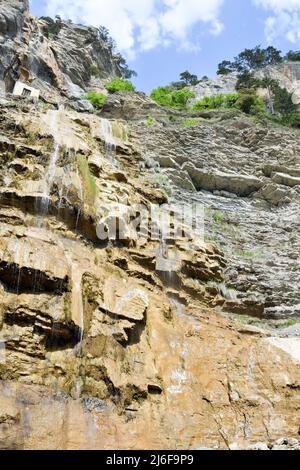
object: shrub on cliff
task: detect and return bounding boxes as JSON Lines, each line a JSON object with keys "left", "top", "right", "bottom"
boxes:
{"left": 279, "top": 109, "right": 300, "bottom": 128}
{"left": 150, "top": 86, "right": 195, "bottom": 110}
{"left": 193, "top": 92, "right": 265, "bottom": 117}
{"left": 105, "top": 78, "right": 135, "bottom": 93}
{"left": 84, "top": 91, "right": 107, "bottom": 109}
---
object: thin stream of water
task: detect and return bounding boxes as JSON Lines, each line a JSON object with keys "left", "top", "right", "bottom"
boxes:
{"left": 100, "top": 118, "right": 117, "bottom": 166}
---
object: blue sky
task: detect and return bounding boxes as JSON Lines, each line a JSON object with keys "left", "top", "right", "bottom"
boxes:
{"left": 30, "top": 0, "right": 300, "bottom": 94}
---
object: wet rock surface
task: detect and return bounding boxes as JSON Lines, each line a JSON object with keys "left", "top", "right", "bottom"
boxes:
{"left": 0, "top": 1, "right": 299, "bottom": 451}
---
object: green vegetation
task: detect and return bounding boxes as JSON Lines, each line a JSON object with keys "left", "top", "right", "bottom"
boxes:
{"left": 214, "top": 46, "right": 300, "bottom": 128}
{"left": 180, "top": 118, "right": 199, "bottom": 127}
{"left": 77, "top": 154, "right": 97, "bottom": 206}
{"left": 145, "top": 116, "right": 157, "bottom": 127}
{"left": 236, "top": 92, "right": 266, "bottom": 116}
{"left": 194, "top": 93, "right": 239, "bottom": 111}
{"left": 193, "top": 92, "right": 265, "bottom": 117}
{"left": 278, "top": 319, "right": 299, "bottom": 329}
{"left": 150, "top": 46, "right": 300, "bottom": 128}
{"left": 237, "top": 249, "right": 255, "bottom": 258}
{"left": 280, "top": 109, "right": 300, "bottom": 128}
{"left": 41, "top": 15, "right": 62, "bottom": 37}
{"left": 105, "top": 77, "right": 135, "bottom": 93}
{"left": 148, "top": 173, "right": 172, "bottom": 197}
{"left": 150, "top": 86, "right": 195, "bottom": 110}
{"left": 285, "top": 50, "right": 300, "bottom": 62}
{"left": 84, "top": 91, "right": 107, "bottom": 109}
{"left": 98, "top": 26, "right": 137, "bottom": 79}
{"left": 150, "top": 70, "right": 200, "bottom": 109}
{"left": 212, "top": 211, "right": 225, "bottom": 225}
{"left": 236, "top": 73, "right": 298, "bottom": 125}
{"left": 179, "top": 71, "right": 200, "bottom": 86}
{"left": 217, "top": 46, "right": 283, "bottom": 75}
{"left": 171, "top": 71, "right": 201, "bottom": 90}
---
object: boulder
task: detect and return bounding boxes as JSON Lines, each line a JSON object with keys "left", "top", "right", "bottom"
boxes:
{"left": 183, "top": 163, "right": 263, "bottom": 196}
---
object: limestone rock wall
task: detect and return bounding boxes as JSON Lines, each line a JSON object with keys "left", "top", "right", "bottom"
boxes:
{"left": 0, "top": 93, "right": 299, "bottom": 450}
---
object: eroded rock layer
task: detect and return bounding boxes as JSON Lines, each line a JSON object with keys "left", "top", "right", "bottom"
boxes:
{"left": 0, "top": 0, "right": 300, "bottom": 451}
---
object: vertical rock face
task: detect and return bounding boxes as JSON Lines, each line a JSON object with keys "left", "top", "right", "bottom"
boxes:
{"left": 0, "top": 0, "right": 29, "bottom": 93}
{"left": 0, "top": 3, "right": 300, "bottom": 452}
{"left": 0, "top": 91, "right": 299, "bottom": 450}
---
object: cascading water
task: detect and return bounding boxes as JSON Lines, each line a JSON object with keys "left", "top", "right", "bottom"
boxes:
{"left": 100, "top": 118, "right": 117, "bottom": 166}
{"left": 41, "top": 109, "right": 62, "bottom": 212}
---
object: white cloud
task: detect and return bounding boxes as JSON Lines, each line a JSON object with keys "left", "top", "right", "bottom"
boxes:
{"left": 254, "top": 0, "right": 300, "bottom": 43}
{"left": 44, "top": 0, "right": 225, "bottom": 57}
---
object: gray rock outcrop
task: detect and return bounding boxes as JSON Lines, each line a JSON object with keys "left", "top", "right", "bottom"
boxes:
{"left": 0, "top": 0, "right": 122, "bottom": 102}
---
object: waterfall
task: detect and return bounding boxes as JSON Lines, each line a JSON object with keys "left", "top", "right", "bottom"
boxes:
{"left": 42, "top": 110, "right": 61, "bottom": 211}
{"left": 62, "top": 249, "right": 84, "bottom": 355}
{"left": 100, "top": 118, "right": 117, "bottom": 166}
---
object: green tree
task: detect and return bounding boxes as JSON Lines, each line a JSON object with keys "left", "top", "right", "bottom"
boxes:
{"left": 285, "top": 50, "right": 300, "bottom": 62}
{"left": 282, "top": 109, "right": 300, "bottom": 128}
{"left": 179, "top": 71, "right": 199, "bottom": 86}
{"left": 236, "top": 92, "right": 265, "bottom": 116}
{"left": 217, "top": 60, "right": 235, "bottom": 75}
{"left": 194, "top": 93, "right": 240, "bottom": 111}
{"left": 113, "top": 53, "right": 137, "bottom": 79}
{"left": 218, "top": 46, "right": 283, "bottom": 76}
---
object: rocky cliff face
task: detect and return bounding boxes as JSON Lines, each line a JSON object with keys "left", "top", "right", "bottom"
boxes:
{"left": 192, "top": 62, "right": 300, "bottom": 105}
{"left": 0, "top": 2, "right": 300, "bottom": 451}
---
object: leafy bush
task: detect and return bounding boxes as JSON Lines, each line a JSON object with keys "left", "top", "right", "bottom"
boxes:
{"left": 193, "top": 92, "right": 265, "bottom": 117}
{"left": 279, "top": 110, "right": 300, "bottom": 128}
{"left": 77, "top": 154, "right": 97, "bottom": 206}
{"left": 285, "top": 50, "right": 300, "bottom": 62}
{"left": 272, "top": 84, "right": 297, "bottom": 115}
{"left": 217, "top": 60, "right": 236, "bottom": 75}
{"left": 171, "top": 81, "right": 187, "bottom": 90}
{"left": 236, "top": 93, "right": 266, "bottom": 116}
{"left": 194, "top": 93, "right": 240, "bottom": 111}
{"left": 146, "top": 116, "right": 157, "bottom": 127}
{"left": 90, "top": 65, "right": 101, "bottom": 77}
{"left": 105, "top": 77, "right": 135, "bottom": 93}
{"left": 150, "top": 86, "right": 195, "bottom": 110}
{"left": 171, "top": 88, "right": 196, "bottom": 109}
{"left": 84, "top": 91, "right": 107, "bottom": 109}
